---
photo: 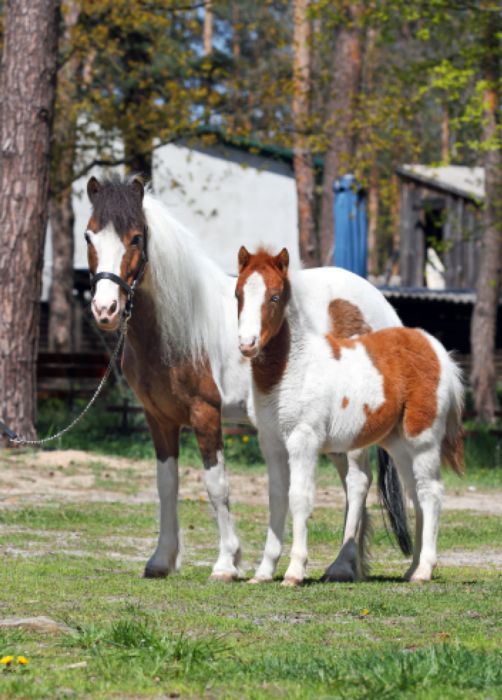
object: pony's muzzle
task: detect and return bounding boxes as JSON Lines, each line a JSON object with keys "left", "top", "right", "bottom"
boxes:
{"left": 92, "top": 297, "right": 120, "bottom": 330}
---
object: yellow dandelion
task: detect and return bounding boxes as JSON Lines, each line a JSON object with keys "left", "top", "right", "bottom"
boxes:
{"left": 227, "top": 437, "right": 234, "bottom": 445}
{"left": 17, "top": 656, "right": 29, "bottom": 665}
{"left": 360, "top": 608, "right": 370, "bottom": 616}
{"left": 242, "top": 435, "right": 250, "bottom": 444}
{"left": 0, "top": 656, "right": 14, "bottom": 665}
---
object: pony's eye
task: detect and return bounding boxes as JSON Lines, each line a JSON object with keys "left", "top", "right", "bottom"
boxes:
{"left": 84, "top": 232, "right": 92, "bottom": 245}
{"left": 131, "top": 235, "right": 142, "bottom": 247}
{"left": 270, "top": 294, "right": 280, "bottom": 303}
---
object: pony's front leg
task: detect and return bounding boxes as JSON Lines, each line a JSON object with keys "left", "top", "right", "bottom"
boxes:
{"left": 250, "top": 433, "right": 289, "bottom": 583}
{"left": 144, "top": 417, "right": 181, "bottom": 578}
{"left": 283, "top": 425, "right": 319, "bottom": 587}
{"left": 323, "top": 449, "right": 372, "bottom": 582}
{"left": 192, "top": 402, "right": 241, "bottom": 582}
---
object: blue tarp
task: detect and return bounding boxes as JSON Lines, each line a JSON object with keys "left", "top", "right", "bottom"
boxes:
{"left": 333, "top": 174, "right": 367, "bottom": 278}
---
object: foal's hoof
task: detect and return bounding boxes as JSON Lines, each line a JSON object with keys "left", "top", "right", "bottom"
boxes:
{"left": 248, "top": 576, "right": 272, "bottom": 585}
{"left": 209, "top": 572, "right": 237, "bottom": 583}
{"left": 321, "top": 566, "right": 357, "bottom": 583}
{"left": 143, "top": 566, "right": 169, "bottom": 579}
{"left": 281, "top": 576, "right": 302, "bottom": 587}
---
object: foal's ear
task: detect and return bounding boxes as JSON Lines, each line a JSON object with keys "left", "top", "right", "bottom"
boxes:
{"left": 87, "top": 177, "right": 101, "bottom": 204}
{"left": 131, "top": 175, "right": 145, "bottom": 202}
{"left": 275, "top": 248, "right": 289, "bottom": 274}
{"left": 238, "top": 246, "right": 251, "bottom": 272}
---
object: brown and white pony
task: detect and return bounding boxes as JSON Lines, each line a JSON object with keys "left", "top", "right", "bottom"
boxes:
{"left": 236, "top": 247, "right": 464, "bottom": 585}
{"left": 85, "top": 175, "right": 406, "bottom": 581}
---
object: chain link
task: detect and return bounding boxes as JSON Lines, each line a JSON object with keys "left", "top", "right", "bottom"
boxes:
{"left": 7, "top": 312, "right": 130, "bottom": 448}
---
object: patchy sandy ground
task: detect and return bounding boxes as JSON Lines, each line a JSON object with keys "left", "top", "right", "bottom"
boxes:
{"left": 0, "top": 448, "right": 500, "bottom": 515}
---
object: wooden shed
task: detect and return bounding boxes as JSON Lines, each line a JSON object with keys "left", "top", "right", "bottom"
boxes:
{"left": 397, "top": 165, "right": 485, "bottom": 288}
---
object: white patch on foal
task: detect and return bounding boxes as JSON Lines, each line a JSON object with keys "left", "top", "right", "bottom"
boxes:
{"left": 88, "top": 224, "right": 125, "bottom": 312}
{"left": 238, "top": 272, "right": 266, "bottom": 348}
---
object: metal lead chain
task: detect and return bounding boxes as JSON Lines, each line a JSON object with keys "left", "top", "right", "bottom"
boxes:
{"left": 3, "top": 315, "right": 130, "bottom": 448}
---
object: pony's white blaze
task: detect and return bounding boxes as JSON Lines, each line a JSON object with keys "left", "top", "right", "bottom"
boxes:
{"left": 89, "top": 224, "right": 126, "bottom": 316}
{"left": 238, "top": 271, "right": 266, "bottom": 351}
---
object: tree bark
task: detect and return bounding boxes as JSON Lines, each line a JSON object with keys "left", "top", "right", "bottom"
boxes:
{"left": 367, "top": 162, "right": 379, "bottom": 277}
{"left": 48, "top": 0, "right": 80, "bottom": 353}
{"left": 292, "top": 0, "right": 317, "bottom": 267}
{"left": 470, "top": 13, "right": 501, "bottom": 423}
{"left": 203, "top": 0, "right": 213, "bottom": 56}
{"left": 0, "top": 0, "right": 60, "bottom": 442}
{"left": 318, "top": 10, "right": 363, "bottom": 265}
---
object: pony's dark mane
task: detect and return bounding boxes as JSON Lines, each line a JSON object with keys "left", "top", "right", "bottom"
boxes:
{"left": 91, "top": 175, "right": 146, "bottom": 236}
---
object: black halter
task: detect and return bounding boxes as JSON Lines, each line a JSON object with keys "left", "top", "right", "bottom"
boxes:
{"left": 89, "top": 227, "right": 148, "bottom": 315}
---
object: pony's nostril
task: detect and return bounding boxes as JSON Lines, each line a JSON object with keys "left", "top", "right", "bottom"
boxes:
{"left": 109, "top": 300, "right": 117, "bottom": 314}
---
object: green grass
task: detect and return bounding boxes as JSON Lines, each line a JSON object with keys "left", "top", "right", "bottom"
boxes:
{"left": 1, "top": 489, "right": 501, "bottom": 698}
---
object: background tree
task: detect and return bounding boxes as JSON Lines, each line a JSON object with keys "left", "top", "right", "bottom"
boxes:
{"left": 0, "top": 0, "right": 61, "bottom": 441}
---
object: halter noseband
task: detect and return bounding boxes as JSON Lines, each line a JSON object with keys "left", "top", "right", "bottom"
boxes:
{"left": 89, "top": 227, "right": 148, "bottom": 315}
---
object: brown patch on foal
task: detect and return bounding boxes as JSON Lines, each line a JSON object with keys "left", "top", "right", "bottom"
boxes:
{"left": 327, "top": 328, "right": 441, "bottom": 449}
{"left": 341, "top": 396, "right": 349, "bottom": 409}
{"left": 329, "top": 299, "right": 372, "bottom": 337}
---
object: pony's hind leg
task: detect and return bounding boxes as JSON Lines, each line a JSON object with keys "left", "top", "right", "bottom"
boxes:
{"left": 406, "top": 445, "right": 443, "bottom": 582}
{"left": 283, "top": 425, "right": 320, "bottom": 586}
{"left": 144, "top": 416, "right": 181, "bottom": 578}
{"left": 250, "top": 432, "right": 289, "bottom": 583}
{"left": 191, "top": 401, "right": 241, "bottom": 582}
{"left": 322, "top": 449, "right": 372, "bottom": 582}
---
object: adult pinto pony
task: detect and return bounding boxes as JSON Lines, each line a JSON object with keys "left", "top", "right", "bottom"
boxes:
{"left": 236, "top": 247, "right": 464, "bottom": 585}
{"left": 85, "top": 175, "right": 405, "bottom": 581}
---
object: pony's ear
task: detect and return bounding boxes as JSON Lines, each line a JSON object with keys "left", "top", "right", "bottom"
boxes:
{"left": 87, "top": 177, "right": 101, "bottom": 204}
{"left": 238, "top": 246, "right": 251, "bottom": 272}
{"left": 131, "top": 175, "right": 144, "bottom": 201}
{"left": 275, "top": 248, "right": 289, "bottom": 274}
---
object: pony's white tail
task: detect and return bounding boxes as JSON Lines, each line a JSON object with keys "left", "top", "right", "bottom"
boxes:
{"left": 441, "top": 357, "right": 465, "bottom": 475}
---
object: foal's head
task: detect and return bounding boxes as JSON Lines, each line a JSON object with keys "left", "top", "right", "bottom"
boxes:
{"left": 236, "top": 247, "right": 290, "bottom": 358}
{"left": 86, "top": 175, "right": 147, "bottom": 331}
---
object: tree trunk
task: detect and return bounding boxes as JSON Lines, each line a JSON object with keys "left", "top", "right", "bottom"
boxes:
{"left": 292, "top": 0, "right": 317, "bottom": 267}
{"left": 204, "top": 0, "right": 213, "bottom": 56}
{"left": 368, "top": 163, "right": 379, "bottom": 277}
{"left": 319, "top": 13, "right": 363, "bottom": 265}
{"left": 441, "top": 108, "right": 450, "bottom": 164}
{"left": 0, "top": 0, "right": 60, "bottom": 442}
{"left": 48, "top": 0, "right": 80, "bottom": 353}
{"left": 470, "top": 13, "right": 501, "bottom": 423}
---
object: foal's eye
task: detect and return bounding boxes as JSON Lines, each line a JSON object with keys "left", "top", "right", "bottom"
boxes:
{"left": 270, "top": 294, "right": 280, "bottom": 303}
{"left": 131, "top": 235, "right": 142, "bottom": 247}
{"left": 84, "top": 232, "right": 92, "bottom": 245}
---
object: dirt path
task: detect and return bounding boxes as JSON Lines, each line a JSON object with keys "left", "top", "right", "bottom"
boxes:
{"left": 1, "top": 448, "right": 500, "bottom": 515}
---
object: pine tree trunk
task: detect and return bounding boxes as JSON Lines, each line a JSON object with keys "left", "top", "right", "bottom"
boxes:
{"left": 368, "top": 163, "right": 379, "bottom": 277}
{"left": 0, "top": 0, "right": 60, "bottom": 443}
{"left": 470, "top": 13, "right": 501, "bottom": 423}
{"left": 292, "top": 0, "right": 317, "bottom": 267}
{"left": 319, "top": 15, "right": 363, "bottom": 265}
{"left": 204, "top": 0, "right": 213, "bottom": 56}
{"left": 48, "top": 0, "right": 79, "bottom": 353}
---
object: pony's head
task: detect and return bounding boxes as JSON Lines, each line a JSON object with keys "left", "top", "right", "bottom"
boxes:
{"left": 86, "top": 175, "right": 147, "bottom": 331}
{"left": 235, "top": 246, "right": 290, "bottom": 358}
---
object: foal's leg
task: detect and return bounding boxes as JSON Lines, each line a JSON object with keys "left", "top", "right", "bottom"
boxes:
{"left": 250, "top": 432, "right": 289, "bottom": 583}
{"left": 406, "top": 446, "right": 443, "bottom": 582}
{"left": 283, "top": 425, "right": 320, "bottom": 586}
{"left": 191, "top": 400, "right": 241, "bottom": 581}
{"left": 144, "top": 415, "right": 181, "bottom": 578}
{"left": 323, "top": 449, "right": 372, "bottom": 582}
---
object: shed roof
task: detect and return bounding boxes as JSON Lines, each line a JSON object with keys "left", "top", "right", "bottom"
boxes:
{"left": 397, "top": 165, "right": 485, "bottom": 202}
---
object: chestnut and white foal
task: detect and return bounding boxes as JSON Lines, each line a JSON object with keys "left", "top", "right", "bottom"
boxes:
{"left": 236, "top": 247, "right": 464, "bottom": 585}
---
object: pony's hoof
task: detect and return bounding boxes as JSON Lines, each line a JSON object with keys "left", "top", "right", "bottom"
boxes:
{"left": 209, "top": 572, "right": 237, "bottom": 583}
{"left": 282, "top": 576, "right": 302, "bottom": 587}
{"left": 248, "top": 576, "right": 272, "bottom": 584}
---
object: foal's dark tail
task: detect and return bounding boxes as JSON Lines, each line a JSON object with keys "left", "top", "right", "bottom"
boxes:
{"left": 377, "top": 448, "right": 413, "bottom": 556}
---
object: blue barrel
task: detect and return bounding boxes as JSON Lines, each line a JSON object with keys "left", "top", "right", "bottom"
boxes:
{"left": 333, "top": 174, "right": 367, "bottom": 278}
